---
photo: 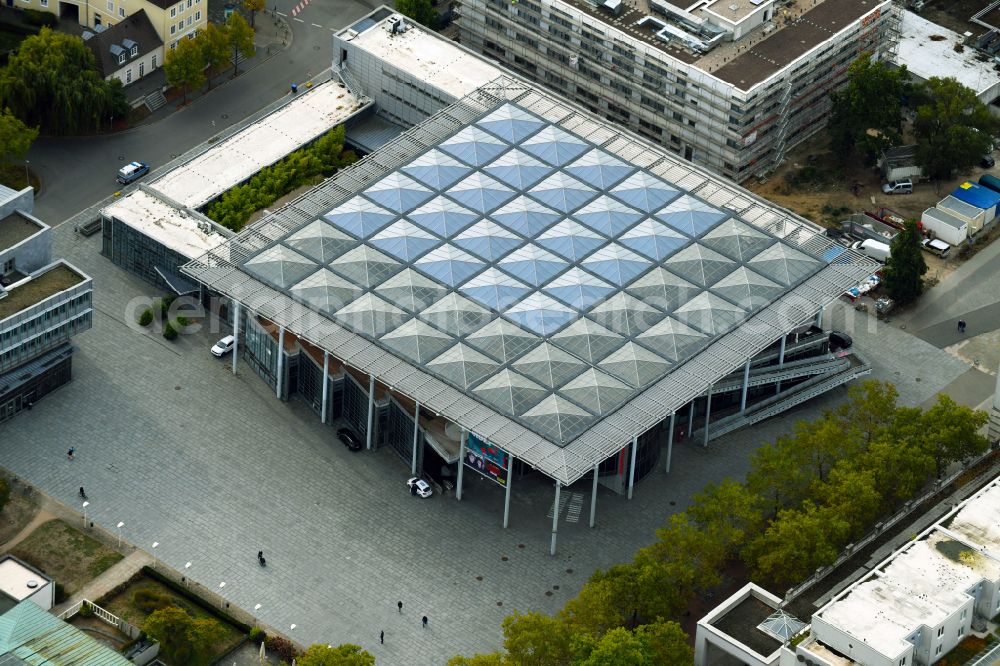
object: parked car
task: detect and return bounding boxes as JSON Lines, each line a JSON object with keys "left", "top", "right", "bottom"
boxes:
{"left": 982, "top": 154, "right": 996, "bottom": 169}
{"left": 920, "top": 237, "right": 951, "bottom": 258}
{"left": 117, "top": 161, "right": 150, "bottom": 185}
{"left": 210, "top": 335, "right": 235, "bottom": 357}
{"left": 829, "top": 331, "right": 853, "bottom": 351}
{"left": 407, "top": 477, "right": 433, "bottom": 498}
{"left": 337, "top": 428, "right": 362, "bottom": 452}
{"left": 850, "top": 239, "right": 891, "bottom": 262}
{"left": 881, "top": 178, "right": 913, "bottom": 195}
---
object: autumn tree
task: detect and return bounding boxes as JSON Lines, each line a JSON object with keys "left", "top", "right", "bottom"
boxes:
{"left": 198, "top": 22, "right": 230, "bottom": 89}
{"left": 143, "top": 606, "right": 224, "bottom": 665}
{"left": 243, "top": 0, "right": 265, "bottom": 28}
{"left": 917, "top": 394, "right": 989, "bottom": 478}
{"left": 297, "top": 643, "right": 375, "bottom": 666}
{"left": 227, "top": 12, "right": 256, "bottom": 77}
{"left": 164, "top": 36, "right": 205, "bottom": 104}
{"left": 0, "top": 107, "right": 38, "bottom": 165}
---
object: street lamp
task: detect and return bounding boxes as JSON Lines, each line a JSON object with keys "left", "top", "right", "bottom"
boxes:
{"left": 184, "top": 562, "right": 192, "bottom": 587}
{"left": 82, "top": 501, "right": 89, "bottom": 528}
{"left": 116, "top": 522, "right": 124, "bottom": 548}
{"left": 151, "top": 542, "right": 159, "bottom": 569}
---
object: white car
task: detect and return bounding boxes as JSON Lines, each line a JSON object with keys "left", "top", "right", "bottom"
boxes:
{"left": 211, "top": 335, "right": 235, "bottom": 357}
{"left": 407, "top": 477, "right": 433, "bottom": 498}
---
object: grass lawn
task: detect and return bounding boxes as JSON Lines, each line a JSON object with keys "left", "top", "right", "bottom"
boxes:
{"left": 0, "top": 163, "right": 39, "bottom": 193}
{"left": 0, "top": 489, "right": 39, "bottom": 549}
{"left": 10, "top": 519, "right": 123, "bottom": 595}
{"left": 101, "top": 577, "right": 245, "bottom": 662}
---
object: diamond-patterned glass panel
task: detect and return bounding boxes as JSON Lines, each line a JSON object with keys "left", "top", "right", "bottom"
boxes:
{"left": 439, "top": 126, "right": 508, "bottom": 166}
{"left": 671, "top": 291, "right": 747, "bottom": 336}
{"left": 580, "top": 244, "right": 651, "bottom": 287}
{"left": 513, "top": 342, "right": 589, "bottom": 389}
{"left": 473, "top": 369, "right": 547, "bottom": 416}
{"left": 458, "top": 268, "right": 531, "bottom": 311}
{"left": 334, "top": 294, "right": 406, "bottom": 338}
{"left": 284, "top": 220, "right": 355, "bottom": 264}
{"left": 610, "top": 172, "right": 681, "bottom": 213}
{"left": 497, "top": 245, "right": 568, "bottom": 287}
{"left": 712, "top": 267, "right": 785, "bottom": 310}
{"left": 453, "top": 221, "right": 524, "bottom": 261}
{"left": 419, "top": 292, "right": 491, "bottom": 337}
{"left": 573, "top": 195, "right": 644, "bottom": 237}
{"left": 521, "top": 395, "right": 593, "bottom": 443}
{"left": 747, "top": 243, "right": 823, "bottom": 286}
{"left": 328, "top": 245, "right": 402, "bottom": 288}
{"left": 550, "top": 318, "right": 624, "bottom": 364}
{"left": 635, "top": 317, "right": 707, "bottom": 362}
{"left": 381, "top": 319, "right": 454, "bottom": 364}
{"left": 400, "top": 149, "right": 472, "bottom": 190}
{"left": 289, "top": 268, "right": 361, "bottom": 316}
{"left": 447, "top": 172, "right": 517, "bottom": 214}
{"left": 244, "top": 245, "right": 318, "bottom": 289}
{"left": 537, "top": 221, "right": 604, "bottom": 261}
{"left": 542, "top": 267, "right": 614, "bottom": 309}
{"left": 476, "top": 103, "right": 547, "bottom": 143}
{"left": 505, "top": 292, "right": 575, "bottom": 336}
{"left": 364, "top": 172, "right": 434, "bottom": 213}
{"left": 370, "top": 220, "right": 439, "bottom": 261}
{"left": 414, "top": 245, "right": 485, "bottom": 286}
{"left": 426, "top": 343, "right": 500, "bottom": 388}
{"left": 588, "top": 292, "right": 664, "bottom": 337}
{"left": 323, "top": 196, "right": 396, "bottom": 238}
{"left": 627, "top": 267, "right": 701, "bottom": 313}
{"left": 619, "top": 219, "right": 689, "bottom": 261}
{"left": 407, "top": 196, "right": 479, "bottom": 238}
{"left": 375, "top": 268, "right": 449, "bottom": 312}
{"left": 529, "top": 172, "right": 598, "bottom": 213}
{"left": 699, "top": 218, "right": 774, "bottom": 261}
{"left": 654, "top": 194, "right": 728, "bottom": 237}
{"left": 521, "top": 125, "right": 589, "bottom": 165}
{"left": 663, "top": 244, "right": 738, "bottom": 287}
{"left": 599, "top": 342, "right": 672, "bottom": 388}
{"left": 491, "top": 196, "right": 562, "bottom": 238}
{"left": 565, "top": 150, "right": 635, "bottom": 189}
{"left": 559, "top": 368, "right": 632, "bottom": 415}
{"left": 465, "top": 319, "right": 539, "bottom": 363}
{"left": 484, "top": 150, "right": 553, "bottom": 190}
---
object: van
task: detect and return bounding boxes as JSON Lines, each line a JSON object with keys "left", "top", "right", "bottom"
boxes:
{"left": 921, "top": 238, "right": 951, "bottom": 258}
{"left": 850, "top": 239, "right": 891, "bottom": 262}
{"left": 116, "top": 161, "right": 149, "bottom": 185}
{"left": 882, "top": 178, "right": 913, "bottom": 195}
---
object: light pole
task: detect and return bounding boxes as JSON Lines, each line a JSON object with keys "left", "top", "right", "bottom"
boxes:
{"left": 218, "top": 581, "right": 226, "bottom": 609}
{"left": 184, "top": 561, "right": 192, "bottom": 587}
{"left": 82, "top": 501, "right": 89, "bottom": 528}
{"left": 116, "top": 522, "right": 124, "bottom": 548}
{"left": 151, "top": 542, "right": 159, "bottom": 569}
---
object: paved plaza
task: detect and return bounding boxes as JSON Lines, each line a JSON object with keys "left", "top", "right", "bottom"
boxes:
{"left": 0, "top": 224, "right": 989, "bottom": 662}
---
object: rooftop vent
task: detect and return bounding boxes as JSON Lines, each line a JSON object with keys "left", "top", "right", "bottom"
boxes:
{"left": 26, "top": 580, "right": 37, "bottom": 589}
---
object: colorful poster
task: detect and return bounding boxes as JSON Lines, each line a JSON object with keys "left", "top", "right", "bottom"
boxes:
{"left": 464, "top": 433, "right": 508, "bottom": 487}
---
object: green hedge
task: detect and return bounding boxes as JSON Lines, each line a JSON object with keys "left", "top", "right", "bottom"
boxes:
{"left": 205, "top": 126, "right": 354, "bottom": 232}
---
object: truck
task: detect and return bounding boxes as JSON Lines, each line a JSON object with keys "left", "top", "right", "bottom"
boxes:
{"left": 850, "top": 239, "right": 891, "bottom": 263}
{"left": 879, "top": 145, "right": 926, "bottom": 183}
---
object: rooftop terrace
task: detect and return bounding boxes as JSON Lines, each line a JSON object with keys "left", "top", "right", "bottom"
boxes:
{"left": 559, "top": 0, "right": 887, "bottom": 90}
{"left": 0, "top": 212, "right": 44, "bottom": 251}
{"left": 0, "top": 264, "right": 85, "bottom": 321}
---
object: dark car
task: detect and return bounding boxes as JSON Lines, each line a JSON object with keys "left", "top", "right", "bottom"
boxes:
{"left": 982, "top": 154, "right": 996, "bottom": 169}
{"left": 337, "top": 428, "right": 362, "bottom": 452}
{"left": 828, "top": 331, "right": 853, "bottom": 351}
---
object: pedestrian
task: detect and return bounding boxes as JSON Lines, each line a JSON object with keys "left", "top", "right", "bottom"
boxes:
{"left": 397, "top": 601, "right": 403, "bottom": 613}
{"left": 958, "top": 319, "right": 967, "bottom": 333}
{"left": 421, "top": 615, "right": 428, "bottom": 629}
{"left": 380, "top": 630, "right": 384, "bottom": 644}
{"left": 66, "top": 447, "right": 75, "bottom": 460}
{"left": 79, "top": 487, "right": 86, "bottom": 500}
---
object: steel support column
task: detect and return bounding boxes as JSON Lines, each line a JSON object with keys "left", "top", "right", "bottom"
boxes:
{"left": 816, "top": 308, "right": 824, "bottom": 329}
{"left": 275, "top": 326, "right": 285, "bottom": 400}
{"left": 589, "top": 463, "right": 599, "bottom": 528}
{"left": 702, "top": 384, "right": 713, "bottom": 448}
{"left": 776, "top": 335, "right": 786, "bottom": 394}
{"left": 231, "top": 301, "right": 240, "bottom": 375}
{"left": 365, "top": 374, "right": 375, "bottom": 451}
{"left": 550, "top": 482, "right": 561, "bottom": 556}
{"left": 627, "top": 435, "right": 638, "bottom": 500}
{"left": 320, "top": 351, "right": 329, "bottom": 424}
{"left": 410, "top": 402, "right": 420, "bottom": 476}
{"left": 739, "top": 359, "right": 751, "bottom": 414}
{"left": 502, "top": 453, "right": 513, "bottom": 528}
{"left": 456, "top": 429, "right": 466, "bottom": 500}
{"left": 665, "top": 412, "right": 675, "bottom": 474}
{"left": 687, "top": 399, "right": 695, "bottom": 438}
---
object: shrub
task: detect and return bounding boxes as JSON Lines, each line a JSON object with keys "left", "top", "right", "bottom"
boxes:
{"left": 265, "top": 635, "right": 297, "bottom": 662}
{"left": 162, "top": 321, "right": 178, "bottom": 341}
{"left": 249, "top": 626, "right": 265, "bottom": 644}
{"left": 23, "top": 9, "right": 57, "bottom": 27}
{"left": 132, "top": 589, "right": 175, "bottom": 614}
{"left": 176, "top": 315, "right": 189, "bottom": 327}
{"left": 78, "top": 602, "right": 93, "bottom": 617}
{"left": 138, "top": 308, "right": 153, "bottom": 326}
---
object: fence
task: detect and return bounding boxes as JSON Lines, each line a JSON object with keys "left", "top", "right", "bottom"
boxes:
{"left": 58, "top": 599, "right": 142, "bottom": 640}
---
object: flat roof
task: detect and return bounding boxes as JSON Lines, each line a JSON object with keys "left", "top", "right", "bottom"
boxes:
{"left": 703, "top": 0, "right": 770, "bottom": 24}
{"left": 102, "top": 190, "right": 226, "bottom": 259}
{"left": 0, "top": 558, "right": 48, "bottom": 603}
{"left": 149, "top": 80, "right": 366, "bottom": 209}
{"left": 342, "top": 15, "right": 503, "bottom": 99}
{"left": 0, "top": 212, "right": 44, "bottom": 251}
{"left": 0, "top": 263, "right": 86, "bottom": 321}
{"left": 816, "top": 476, "right": 1000, "bottom": 661}
{"left": 183, "top": 76, "right": 877, "bottom": 484}
{"left": 899, "top": 10, "right": 1000, "bottom": 98}
{"left": 709, "top": 595, "right": 782, "bottom": 656}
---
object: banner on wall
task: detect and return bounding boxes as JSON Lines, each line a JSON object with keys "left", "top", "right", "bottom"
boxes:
{"left": 464, "top": 433, "right": 508, "bottom": 487}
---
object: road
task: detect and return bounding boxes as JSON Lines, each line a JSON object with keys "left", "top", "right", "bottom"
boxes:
{"left": 26, "top": 0, "right": 383, "bottom": 224}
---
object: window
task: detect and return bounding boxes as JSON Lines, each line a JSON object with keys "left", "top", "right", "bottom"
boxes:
{"left": 107, "top": 1, "right": 113, "bottom": 10}
{"left": 119, "top": 6, "right": 125, "bottom": 16}
{"left": 170, "top": 6, "right": 176, "bottom": 16}
{"left": 937, "top": 627, "right": 944, "bottom": 638}
{"left": 118, "top": 53, "right": 126, "bottom": 65}
{"left": 40, "top": 0, "right": 47, "bottom": 6}
{"left": 935, "top": 646, "right": 942, "bottom": 656}
{"left": 170, "top": 41, "right": 177, "bottom": 50}
{"left": 125, "top": 68, "right": 131, "bottom": 83}
{"left": 961, "top": 609, "right": 967, "bottom": 620}
{"left": 195, "top": 10, "right": 200, "bottom": 20}
{"left": 130, "top": 44, "right": 137, "bottom": 55}
{"left": 152, "top": 54, "right": 157, "bottom": 67}
{"left": 186, "top": 16, "right": 192, "bottom": 25}
{"left": 170, "top": 24, "right": 176, "bottom": 34}
{"left": 187, "top": 0, "right": 192, "bottom": 7}
{"left": 177, "top": 20, "right": 183, "bottom": 29}
{"left": 958, "top": 626, "right": 965, "bottom": 637}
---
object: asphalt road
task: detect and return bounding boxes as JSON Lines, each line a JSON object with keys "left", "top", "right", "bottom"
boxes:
{"left": 26, "top": 0, "right": 383, "bottom": 224}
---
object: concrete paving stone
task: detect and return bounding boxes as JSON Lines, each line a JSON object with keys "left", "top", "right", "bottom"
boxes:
{"left": 0, "top": 225, "right": 987, "bottom": 662}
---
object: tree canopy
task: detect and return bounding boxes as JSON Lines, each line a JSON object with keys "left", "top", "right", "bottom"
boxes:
{"left": 882, "top": 219, "right": 927, "bottom": 306}
{"left": 0, "top": 107, "right": 38, "bottom": 164}
{"left": 164, "top": 37, "right": 205, "bottom": 105}
{"left": 143, "top": 605, "right": 225, "bottom": 665}
{"left": 0, "top": 28, "right": 128, "bottom": 135}
{"left": 243, "top": 0, "right": 265, "bottom": 28}
{"left": 198, "top": 22, "right": 231, "bottom": 89}
{"left": 396, "top": 0, "right": 437, "bottom": 27}
{"left": 914, "top": 76, "right": 1000, "bottom": 179}
{"left": 227, "top": 12, "right": 256, "bottom": 76}
{"left": 297, "top": 643, "right": 375, "bottom": 666}
{"left": 827, "top": 54, "right": 909, "bottom": 164}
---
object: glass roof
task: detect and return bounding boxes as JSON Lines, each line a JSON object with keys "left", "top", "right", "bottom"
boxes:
{"left": 240, "top": 102, "right": 831, "bottom": 445}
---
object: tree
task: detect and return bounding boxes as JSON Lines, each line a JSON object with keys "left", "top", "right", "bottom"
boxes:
{"left": 818, "top": 466, "right": 882, "bottom": 540}
{"left": 164, "top": 37, "right": 205, "bottom": 104}
{"left": 198, "top": 22, "right": 230, "bottom": 89}
{"left": 0, "top": 28, "right": 129, "bottom": 135}
{"left": 917, "top": 394, "right": 989, "bottom": 478}
{"left": 448, "top": 654, "right": 506, "bottom": 666}
{"left": 187, "top": 618, "right": 227, "bottom": 663}
{"left": 882, "top": 220, "right": 927, "bottom": 306}
{"left": 143, "top": 605, "right": 225, "bottom": 665}
{"left": 827, "top": 54, "right": 909, "bottom": 164}
{"left": 501, "top": 612, "right": 576, "bottom": 666}
{"left": 574, "top": 622, "right": 693, "bottom": 666}
{"left": 0, "top": 107, "right": 38, "bottom": 164}
{"left": 297, "top": 643, "right": 375, "bottom": 666}
{"left": 396, "top": 0, "right": 436, "bottom": 27}
{"left": 243, "top": 0, "right": 265, "bottom": 28}
{"left": 227, "top": 12, "right": 256, "bottom": 77}
{"left": 687, "top": 479, "right": 764, "bottom": 551}
{"left": 913, "top": 76, "right": 1000, "bottom": 180}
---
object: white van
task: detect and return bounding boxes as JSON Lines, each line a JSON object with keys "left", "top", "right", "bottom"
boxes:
{"left": 850, "top": 239, "right": 891, "bottom": 262}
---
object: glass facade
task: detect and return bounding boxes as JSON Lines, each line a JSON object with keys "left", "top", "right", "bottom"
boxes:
{"left": 0, "top": 348, "right": 73, "bottom": 424}
{"left": 0, "top": 276, "right": 92, "bottom": 375}
{"left": 101, "top": 215, "right": 190, "bottom": 290}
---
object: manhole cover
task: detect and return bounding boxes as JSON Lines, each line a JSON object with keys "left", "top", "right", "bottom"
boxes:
{"left": 915, "top": 377, "right": 921, "bottom": 382}
{"left": 552, "top": 585, "right": 559, "bottom": 590}
{"left": 544, "top": 591, "right": 553, "bottom": 596}
{"left": 500, "top": 556, "right": 508, "bottom": 561}
{"left": 475, "top": 576, "right": 483, "bottom": 581}
{"left": 175, "top": 386, "right": 181, "bottom": 390}
{"left": 565, "top": 568, "right": 573, "bottom": 574}
{"left": 496, "top": 601, "right": 503, "bottom": 607}
{"left": 222, "top": 113, "right": 229, "bottom": 119}
{"left": 669, "top": 500, "right": 676, "bottom": 506}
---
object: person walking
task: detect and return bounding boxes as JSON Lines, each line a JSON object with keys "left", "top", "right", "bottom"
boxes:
{"left": 380, "top": 630, "right": 384, "bottom": 644}
{"left": 66, "top": 447, "right": 75, "bottom": 460}
{"left": 79, "top": 487, "right": 86, "bottom": 500}
{"left": 958, "top": 319, "right": 967, "bottom": 333}
{"left": 397, "top": 601, "right": 402, "bottom": 613}
{"left": 421, "top": 615, "right": 428, "bottom": 629}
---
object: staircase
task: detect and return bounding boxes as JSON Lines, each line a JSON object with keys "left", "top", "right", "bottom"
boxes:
{"left": 144, "top": 90, "right": 167, "bottom": 113}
